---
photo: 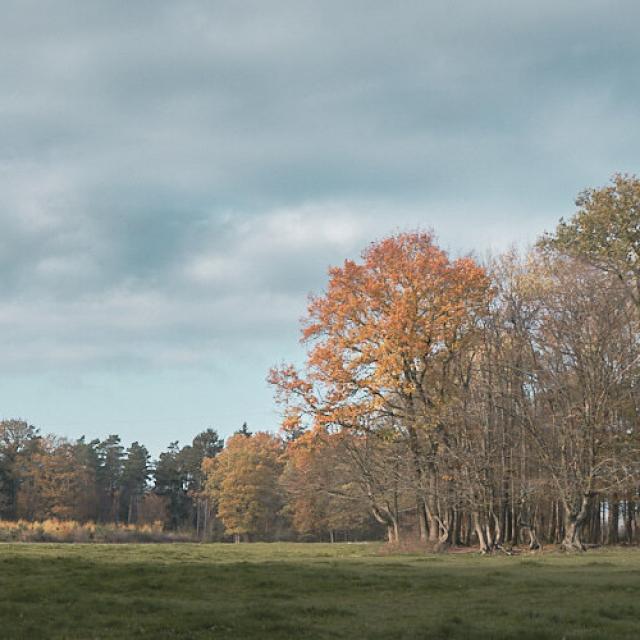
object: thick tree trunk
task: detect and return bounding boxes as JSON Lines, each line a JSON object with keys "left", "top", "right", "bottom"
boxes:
{"left": 433, "top": 513, "right": 451, "bottom": 552}
{"left": 473, "top": 512, "right": 493, "bottom": 554}
{"left": 561, "top": 494, "right": 590, "bottom": 552}
{"left": 386, "top": 520, "right": 400, "bottom": 544}
{"left": 371, "top": 502, "right": 401, "bottom": 545}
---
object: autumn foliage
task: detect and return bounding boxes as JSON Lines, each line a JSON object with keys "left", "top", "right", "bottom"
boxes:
{"left": 203, "top": 432, "right": 284, "bottom": 542}
{"left": 280, "top": 430, "right": 369, "bottom": 539}
{"left": 269, "top": 208, "right": 640, "bottom": 551}
{"left": 270, "top": 231, "right": 494, "bottom": 544}
{"left": 270, "top": 231, "right": 492, "bottom": 433}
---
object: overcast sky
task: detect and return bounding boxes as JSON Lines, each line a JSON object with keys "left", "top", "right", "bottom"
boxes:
{"left": 1, "top": 1, "right": 638, "bottom": 455}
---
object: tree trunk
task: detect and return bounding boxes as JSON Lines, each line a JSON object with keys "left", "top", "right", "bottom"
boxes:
{"left": 203, "top": 498, "right": 209, "bottom": 541}
{"left": 526, "top": 526, "right": 541, "bottom": 550}
{"left": 387, "top": 522, "right": 401, "bottom": 544}
{"left": 608, "top": 495, "right": 619, "bottom": 545}
{"left": 518, "top": 503, "right": 541, "bottom": 551}
{"left": 425, "top": 462, "right": 440, "bottom": 543}
{"left": 417, "top": 499, "right": 428, "bottom": 542}
{"left": 473, "top": 512, "right": 492, "bottom": 554}
{"left": 561, "top": 494, "right": 590, "bottom": 552}
{"left": 453, "top": 509, "right": 463, "bottom": 546}
{"left": 626, "top": 498, "right": 636, "bottom": 543}
{"left": 405, "top": 421, "right": 430, "bottom": 543}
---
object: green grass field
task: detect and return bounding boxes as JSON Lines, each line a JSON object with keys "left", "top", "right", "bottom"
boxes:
{"left": 0, "top": 543, "right": 639, "bottom": 639}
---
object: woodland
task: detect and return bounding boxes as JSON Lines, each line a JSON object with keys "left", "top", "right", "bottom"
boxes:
{"left": 2, "top": 174, "right": 640, "bottom": 553}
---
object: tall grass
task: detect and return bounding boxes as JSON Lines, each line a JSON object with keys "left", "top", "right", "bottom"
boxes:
{"left": 0, "top": 519, "right": 194, "bottom": 543}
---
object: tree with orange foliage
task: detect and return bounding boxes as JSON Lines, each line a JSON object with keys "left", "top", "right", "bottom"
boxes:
{"left": 281, "top": 430, "right": 370, "bottom": 541}
{"left": 270, "top": 232, "right": 493, "bottom": 543}
{"left": 202, "top": 432, "right": 284, "bottom": 542}
{"left": 18, "top": 437, "right": 97, "bottom": 521}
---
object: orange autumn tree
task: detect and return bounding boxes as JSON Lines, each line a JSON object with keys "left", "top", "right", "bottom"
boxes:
{"left": 281, "top": 429, "right": 370, "bottom": 541}
{"left": 270, "top": 231, "right": 493, "bottom": 543}
{"left": 202, "top": 432, "right": 284, "bottom": 542}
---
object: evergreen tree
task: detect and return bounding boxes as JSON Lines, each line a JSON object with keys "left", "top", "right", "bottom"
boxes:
{"left": 121, "top": 442, "right": 151, "bottom": 524}
{"left": 96, "top": 435, "right": 124, "bottom": 523}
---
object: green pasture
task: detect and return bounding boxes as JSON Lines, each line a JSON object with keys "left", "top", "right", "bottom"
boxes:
{"left": 0, "top": 543, "right": 638, "bottom": 639}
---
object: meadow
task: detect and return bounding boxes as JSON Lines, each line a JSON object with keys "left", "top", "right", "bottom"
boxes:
{"left": 0, "top": 543, "right": 639, "bottom": 639}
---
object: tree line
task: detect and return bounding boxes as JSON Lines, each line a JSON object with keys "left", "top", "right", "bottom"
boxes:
{"left": 2, "top": 175, "right": 640, "bottom": 551}
{"left": 270, "top": 174, "right": 640, "bottom": 552}
{"left": 0, "top": 422, "right": 222, "bottom": 534}
{"left": 0, "top": 419, "right": 377, "bottom": 541}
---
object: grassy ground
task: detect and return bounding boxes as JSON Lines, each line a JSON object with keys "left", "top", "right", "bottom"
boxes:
{"left": 0, "top": 543, "right": 639, "bottom": 639}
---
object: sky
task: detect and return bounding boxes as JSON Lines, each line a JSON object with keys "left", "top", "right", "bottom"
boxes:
{"left": 1, "top": 1, "right": 639, "bottom": 456}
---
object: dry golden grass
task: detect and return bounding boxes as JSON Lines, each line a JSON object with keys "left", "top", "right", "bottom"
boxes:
{"left": 0, "top": 519, "right": 192, "bottom": 543}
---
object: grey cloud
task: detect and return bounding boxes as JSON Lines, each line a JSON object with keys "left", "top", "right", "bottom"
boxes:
{"left": 0, "top": 0, "right": 639, "bottom": 373}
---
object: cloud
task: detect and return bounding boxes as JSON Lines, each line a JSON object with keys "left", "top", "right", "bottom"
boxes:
{"left": 0, "top": 0, "right": 639, "bottom": 377}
